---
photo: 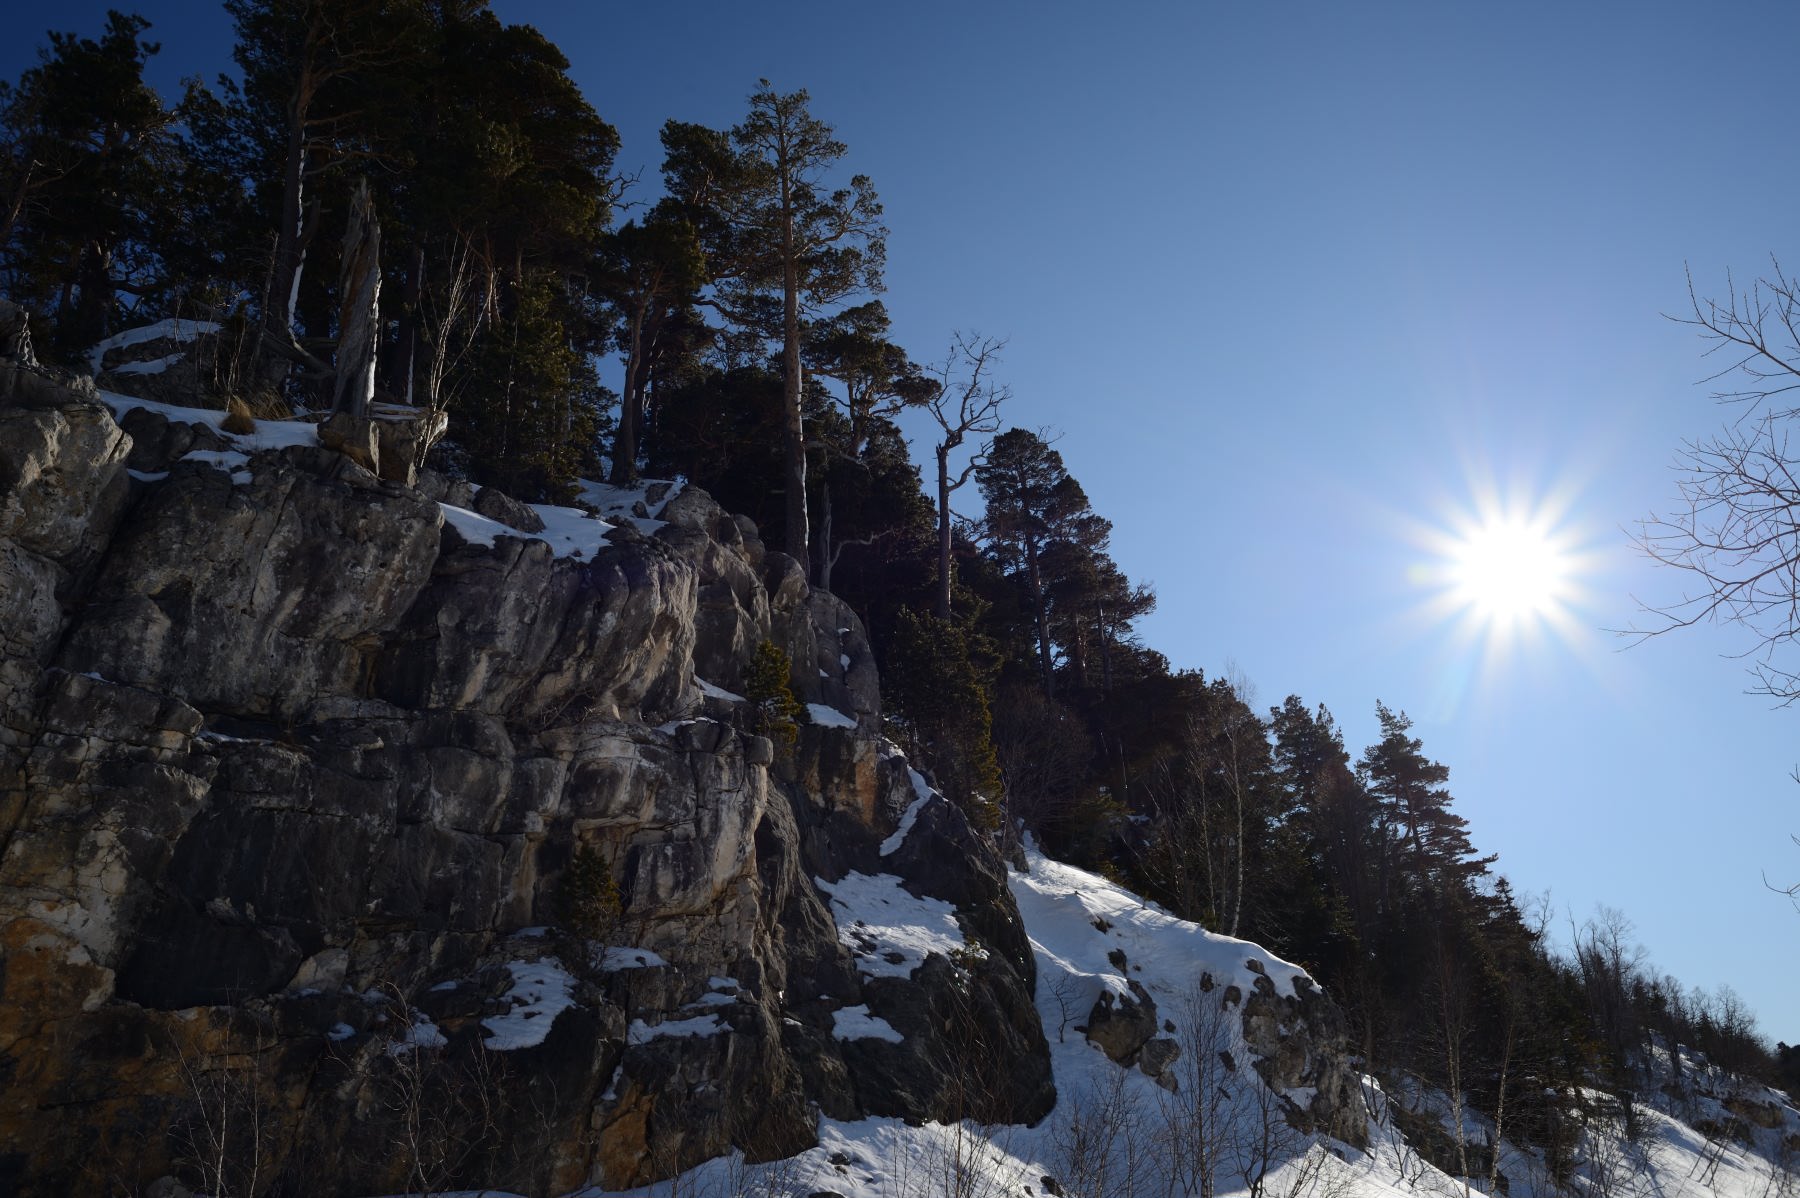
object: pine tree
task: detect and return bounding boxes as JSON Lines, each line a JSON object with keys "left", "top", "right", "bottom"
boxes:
{"left": 976, "top": 428, "right": 1112, "bottom": 698}
{"left": 744, "top": 639, "right": 803, "bottom": 747}
{"left": 0, "top": 12, "right": 186, "bottom": 358}
{"left": 596, "top": 207, "right": 706, "bottom": 485}
{"left": 883, "top": 607, "right": 1002, "bottom": 827}
{"left": 663, "top": 83, "right": 886, "bottom": 576}
{"left": 1359, "top": 703, "right": 1494, "bottom": 905}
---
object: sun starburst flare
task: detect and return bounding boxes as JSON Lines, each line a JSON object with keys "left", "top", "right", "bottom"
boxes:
{"left": 1447, "top": 515, "right": 1574, "bottom": 625}
{"left": 1402, "top": 482, "right": 1601, "bottom": 675}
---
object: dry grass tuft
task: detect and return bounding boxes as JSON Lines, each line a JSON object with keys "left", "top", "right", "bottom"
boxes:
{"left": 220, "top": 396, "right": 257, "bottom": 435}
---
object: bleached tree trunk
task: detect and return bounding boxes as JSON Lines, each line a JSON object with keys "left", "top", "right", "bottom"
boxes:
{"left": 331, "top": 178, "right": 381, "bottom": 418}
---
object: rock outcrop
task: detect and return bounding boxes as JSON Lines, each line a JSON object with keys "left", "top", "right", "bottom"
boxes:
{"left": 1220, "top": 963, "right": 1366, "bottom": 1147}
{"left": 0, "top": 363, "right": 1052, "bottom": 1196}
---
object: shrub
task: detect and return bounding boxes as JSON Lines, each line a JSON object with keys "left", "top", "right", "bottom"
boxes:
{"left": 557, "top": 843, "right": 621, "bottom": 945}
{"left": 744, "top": 639, "right": 803, "bottom": 746}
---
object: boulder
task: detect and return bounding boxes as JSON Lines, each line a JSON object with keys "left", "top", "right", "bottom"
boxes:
{"left": 90, "top": 319, "right": 223, "bottom": 407}
{"left": 473, "top": 484, "right": 545, "bottom": 533}
{"left": 0, "top": 298, "right": 36, "bottom": 364}
{"left": 1086, "top": 979, "right": 1159, "bottom": 1067}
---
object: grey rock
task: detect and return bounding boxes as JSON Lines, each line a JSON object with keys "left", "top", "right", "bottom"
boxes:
{"left": 92, "top": 325, "right": 222, "bottom": 408}
{"left": 115, "top": 402, "right": 234, "bottom": 472}
{"left": 415, "top": 466, "right": 477, "bottom": 510}
{"left": 58, "top": 446, "right": 442, "bottom": 722}
{"left": 1241, "top": 977, "right": 1367, "bottom": 1147}
{"left": 0, "top": 382, "right": 1103, "bottom": 1192}
{"left": 0, "top": 298, "right": 36, "bottom": 365}
{"left": 0, "top": 378, "right": 132, "bottom": 572}
{"left": 1139, "top": 1036, "right": 1181, "bottom": 1088}
{"left": 1086, "top": 979, "right": 1159, "bottom": 1067}
{"left": 473, "top": 484, "right": 545, "bottom": 533}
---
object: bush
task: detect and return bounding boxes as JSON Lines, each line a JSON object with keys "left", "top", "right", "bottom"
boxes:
{"left": 557, "top": 843, "right": 621, "bottom": 946}
{"left": 744, "top": 639, "right": 803, "bottom": 746}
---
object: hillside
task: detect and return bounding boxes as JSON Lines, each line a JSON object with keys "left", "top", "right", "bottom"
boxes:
{"left": 3, "top": 332, "right": 1795, "bottom": 1197}
{"left": 598, "top": 848, "right": 1800, "bottom": 1198}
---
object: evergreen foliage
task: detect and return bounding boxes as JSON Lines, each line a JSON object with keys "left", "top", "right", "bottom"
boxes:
{"left": 744, "top": 639, "right": 803, "bottom": 747}
{"left": 883, "top": 607, "right": 1002, "bottom": 827}
{"left": 660, "top": 83, "right": 886, "bottom": 575}
{"left": 556, "top": 842, "right": 622, "bottom": 945}
{"left": 0, "top": 12, "right": 186, "bottom": 356}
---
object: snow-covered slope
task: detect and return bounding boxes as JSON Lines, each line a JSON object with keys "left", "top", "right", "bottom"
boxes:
{"left": 582, "top": 846, "right": 1800, "bottom": 1198}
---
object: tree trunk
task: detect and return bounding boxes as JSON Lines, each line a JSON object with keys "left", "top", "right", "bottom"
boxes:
{"left": 611, "top": 300, "right": 646, "bottom": 484}
{"left": 385, "top": 244, "right": 424, "bottom": 405}
{"left": 818, "top": 481, "right": 834, "bottom": 592}
{"left": 1026, "top": 537, "right": 1053, "bottom": 698}
{"left": 779, "top": 155, "right": 809, "bottom": 573}
{"left": 331, "top": 180, "right": 381, "bottom": 419}
{"left": 70, "top": 237, "right": 113, "bottom": 354}
{"left": 935, "top": 442, "right": 953, "bottom": 619}
{"left": 268, "top": 113, "right": 309, "bottom": 342}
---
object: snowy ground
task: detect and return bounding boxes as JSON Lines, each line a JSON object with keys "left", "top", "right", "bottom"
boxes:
{"left": 581, "top": 845, "right": 1800, "bottom": 1198}
{"left": 96, "top": 390, "right": 631, "bottom": 561}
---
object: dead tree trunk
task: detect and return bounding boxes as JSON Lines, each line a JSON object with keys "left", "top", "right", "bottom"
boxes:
{"left": 331, "top": 178, "right": 381, "bottom": 419}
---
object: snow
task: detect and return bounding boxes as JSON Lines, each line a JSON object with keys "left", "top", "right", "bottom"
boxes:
{"left": 87, "top": 317, "right": 220, "bottom": 374}
{"left": 182, "top": 448, "right": 252, "bottom": 485}
{"left": 1012, "top": 844, "right": 1314, "bottom": 1002}
{"left": 98, "top": 390, "right": 319, "bottom": 453}
{"left": 805, "top": 702, "right": 858, "bottom": 729}
{"left": 625, "top": 1014, "right": 726, "bottom": 1045}
{"left": 327, "top": 1022, "right": 355, "bottom": 1042}
{"left": 437, "top": 503, "right": 507, "bottom": 547}
{"left": 813, "top": 871, "right": 972, "bottom": 979}
{"left": 589, "top": 847, "right": 1516, "bottom": 1198}
{"left": 481, "top": 959, "right": 577, "bottom": 1051}
{"left": 831, "top": 1004, "right": 905, "bottom": 1043}
{"left": 386, "top": 1012, "right": 446, "bottom": 1054}
{"left": 111, "top": 353, "right": 183, "bottom": 375}
{"left": 524, "top": 502, "right": 611, "bottom": 559}
{"left": 694, "top": 676, "right": 745, "bottom": 702}
{"left": 436, "top": 499, "right": 611, "bottom": 558}
{"left": 878, "top": 790, "right": 932, "bottom": 857}
{"left": 576, "top": 477, "right": 685, "bottom": 533}
{"left": 597, "top": 946, "right": 668, "bottom": 970}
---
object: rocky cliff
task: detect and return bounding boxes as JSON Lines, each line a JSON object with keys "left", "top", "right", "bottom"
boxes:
{"left": 0, "top": 360, "right": 1053, "bottom": 1196}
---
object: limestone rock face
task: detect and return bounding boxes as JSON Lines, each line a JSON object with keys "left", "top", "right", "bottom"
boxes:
{"left": 0, "top": 370, "right": 1053, "bottom": 1196}
{"left": 58, "top": 446, "right": 442, "bottom": 722}
{"left": 1236, "top": 969, "right": 1368, "bottom": 1147}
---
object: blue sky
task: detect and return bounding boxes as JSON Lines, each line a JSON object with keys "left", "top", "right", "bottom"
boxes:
{"left": 9, "top": 2, "right": 1797, "bottom": 1036}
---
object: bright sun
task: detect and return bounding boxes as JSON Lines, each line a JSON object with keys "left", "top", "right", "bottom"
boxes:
{"left": 1448, "top": 517, "right": 1571, "bottom": 624}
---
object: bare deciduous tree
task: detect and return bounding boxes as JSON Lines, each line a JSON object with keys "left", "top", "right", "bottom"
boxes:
{"left": 926, "top": 333, "right": 1007, "bottom": 619}
{"left": 1634, "top": 260, "right": 1800, "bottom": 701}
{"left": 169, "top": 1016, "right": 280, "bottom": 1198}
